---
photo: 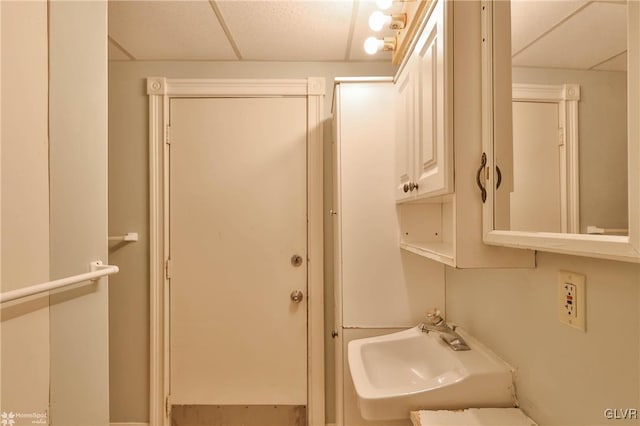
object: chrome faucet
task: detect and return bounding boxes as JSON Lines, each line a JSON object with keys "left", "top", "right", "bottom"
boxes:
{"left": 420, "top": 308, "right": 470, "bottom": 351}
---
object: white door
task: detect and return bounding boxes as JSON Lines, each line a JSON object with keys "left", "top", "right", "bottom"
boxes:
{"left": 169, "top": 97, "right": 308, "bottom": 406}
{"left": 511, "top": 101, "right": 562, "bottom": 232}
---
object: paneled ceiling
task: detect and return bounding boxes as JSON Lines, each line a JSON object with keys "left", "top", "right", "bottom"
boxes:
{"left": 108, "top": 0, "right": 399, "bottom": 62}
{"left": 109, "top": 0, "right": 628, "bottom": 71}
{"left": 512, "top": 0, "right": 627, "bottom": 71}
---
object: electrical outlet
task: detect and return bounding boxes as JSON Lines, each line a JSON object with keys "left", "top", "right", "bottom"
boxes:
{"left": 558, "top": 271, "right": 586, "bottom": 331}
{"left": 562, "top": 283, "right": 576, "bottom": 317}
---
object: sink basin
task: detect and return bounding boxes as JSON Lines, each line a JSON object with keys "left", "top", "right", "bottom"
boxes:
{"left": 347, "top": 325, "right": 516, "bottom": 420}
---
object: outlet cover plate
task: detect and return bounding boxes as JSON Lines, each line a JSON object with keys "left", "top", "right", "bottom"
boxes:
{"left": 558, "top": 271, "right": 586, "bottom": 331}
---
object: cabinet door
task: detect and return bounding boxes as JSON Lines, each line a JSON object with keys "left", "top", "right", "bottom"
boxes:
{"left": 414, "top": 0, "right": 453, "bottom": 197}
{"left": 395, "top": 59, "right": 416, "bottom": 201}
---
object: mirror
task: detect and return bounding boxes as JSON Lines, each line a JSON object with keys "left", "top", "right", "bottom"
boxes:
{"left": 481, "top": 0, "right": 640, "bottom": 261}
{"left": 496, "top": 0, "right": 628, "bottom": 235}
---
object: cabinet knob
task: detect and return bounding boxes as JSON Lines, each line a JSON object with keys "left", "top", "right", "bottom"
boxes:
{"left": 409, "top": 182, "right": 419, "bottom": 192}
{"left": 403, "top": 183, "right": 410, "bottom": 193}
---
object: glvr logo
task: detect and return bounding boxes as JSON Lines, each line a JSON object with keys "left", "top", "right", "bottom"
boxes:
{"left": 604, "top": 408, "right": 639, "bottom": 420}
{"left": 0, "top": 412, "right": 16, "bottom": 426}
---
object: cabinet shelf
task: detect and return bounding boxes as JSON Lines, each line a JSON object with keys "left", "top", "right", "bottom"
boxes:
{"left": 400, "top": 241, "right": 455, "bottom": 266}
{"left": 397, "top": 199, "right": 454, "bottom": 266}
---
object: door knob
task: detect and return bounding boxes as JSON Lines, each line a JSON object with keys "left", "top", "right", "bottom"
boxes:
{"left": 290, "top": 290, "right": 304, "bottom": 303}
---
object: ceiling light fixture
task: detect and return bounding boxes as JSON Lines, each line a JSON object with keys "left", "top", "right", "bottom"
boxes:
{"left": 364, "top": 36, "right": 397, "bottom": 55}
{"left": 376, "top": 0, "right": 394, "bottom": 10}
{"left": 369, "top": 11, "right": 407, "bottom": 31}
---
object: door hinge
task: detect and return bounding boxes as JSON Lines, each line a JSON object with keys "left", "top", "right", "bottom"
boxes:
{"left": 165, "top": 395, "right": 171, "bottom": 418}
{"left": 165, "top": 125, "right": 171, "bottom": 145}
{"left": 558, "top": 128, "right": 565, "bottom": 146}
{"left": 165, "top": 258, "right": 172, "bottom": 280}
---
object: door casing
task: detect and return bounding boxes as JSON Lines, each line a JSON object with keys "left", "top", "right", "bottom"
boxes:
{"left": 147, "top": 77, "right": 325, "bottom": 426}
{"left": 512, "top": 83, "right": 581, "bottom": 234}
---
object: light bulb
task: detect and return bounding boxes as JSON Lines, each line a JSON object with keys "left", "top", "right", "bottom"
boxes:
{"left": 369, "top": 11, "right": 390, "bottom": 32}
{"left": 376, "top": 0, "right": 393, "bottom": 10}
{"left": 364, "top": 36, "right": 383, "bottom": 55}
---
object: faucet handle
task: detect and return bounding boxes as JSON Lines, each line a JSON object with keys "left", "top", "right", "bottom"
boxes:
{"left": 425, "top": 307, "right": 444, "bottom": 325}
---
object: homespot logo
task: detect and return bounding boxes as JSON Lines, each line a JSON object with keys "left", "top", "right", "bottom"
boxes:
{"left": 0, "top": 412, "right": 47, "bottom": 425}
{"left": 0, "top": 412, "right": 15, "bottom": 426}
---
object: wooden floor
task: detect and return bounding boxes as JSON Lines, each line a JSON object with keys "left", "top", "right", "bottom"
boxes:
{"left": 171, "top": 405, "right": 306, "bottom": 426}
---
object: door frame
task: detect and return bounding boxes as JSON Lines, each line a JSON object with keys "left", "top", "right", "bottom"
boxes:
{"left": 512, "top": 83, "right": 581, "bottom": 233}
{"left": 147, "top": 77, "right": 325, "bottom": 426}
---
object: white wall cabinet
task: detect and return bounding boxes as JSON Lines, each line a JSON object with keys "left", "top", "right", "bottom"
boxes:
{"left": 395, "top": 0, "right": 453, "bottom": 202}
{"left": 332, "top": 79, "right": 444, "bottom": 327}
{"left": 396, "top": 0, "right": 534, "bottom": 268}
{"left": 332, "top": 79, "right": 445, "bottom": 425}
{"left": 395, "top": 58, "right": 416, "bottom": 201}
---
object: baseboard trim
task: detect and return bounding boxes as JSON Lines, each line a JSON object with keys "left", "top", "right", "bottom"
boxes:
{"left": 110, "top": 423, "right": 149, "bottom": 426}
{"left": 110, "top": 419, "right": 334, "bottom": 426}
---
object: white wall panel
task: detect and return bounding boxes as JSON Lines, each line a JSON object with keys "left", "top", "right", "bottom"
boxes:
{"left": 336, "top": 82, "right": 444, "bottom": 328}
{"left": 446, "top": 253, "right": 640, "bottom": 425}
{"left": 49, "top": 2, "right": 110, "bottom": 424}
{"left": 0, "top": 1, "right": 50, "bottom": 418}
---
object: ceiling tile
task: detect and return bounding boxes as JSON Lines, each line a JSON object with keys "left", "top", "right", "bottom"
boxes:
{"left": 216, "top": 0, "right": 354, "bottom": 61}
{"left": 511, "top": 0, "right": 588, "bottom": 55}
{"left": 592, "top": 51, "right": 627, "bottom": 71}
{"left": 512, "top": 2, "right": 627, "bottom": 70}
{"left": 108, "top": 1, "right": 237, "bottom": 61}
{"left": 108, "top": 38, "right": 132, "bottom": 60}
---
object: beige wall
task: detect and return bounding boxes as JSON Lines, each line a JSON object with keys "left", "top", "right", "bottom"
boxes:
{"left": 512, "top": 67, "right": 628, "bottom": 233}
{"left": 49, "top": 2, "right": 110, "bottom": 425}
{"left": 446, "top": 253, "right": 640, "bottom": 425}
{"left": 107, "top": 60, "right": 397, "bottom": 423}
{"left": 108, "top": 62, "right": 640, "bottom": 425}
{"left": 0, "top": 0, "right": 50, "bottom": 418}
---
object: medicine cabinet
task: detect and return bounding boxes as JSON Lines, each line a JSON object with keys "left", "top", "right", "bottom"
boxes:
{"left": 480, "top": 0, "right": 640, "bottom": 262}
{"left": 395, "top": 0, "right": 534, "bottom": 268}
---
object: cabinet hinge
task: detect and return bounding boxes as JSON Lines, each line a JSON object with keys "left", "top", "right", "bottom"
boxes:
{"left": 165, "top": 394, "right": 171, "bottom": 418}
{"left": 165, "top": 125, "right": 171, "bottom": 145}
{"left": 165, "top": 258, "right": 172, "bottom": 280}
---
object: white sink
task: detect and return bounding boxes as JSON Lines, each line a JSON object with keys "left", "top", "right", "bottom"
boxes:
{"left": 347, "top": 325, "right": 516, "bottom": 420}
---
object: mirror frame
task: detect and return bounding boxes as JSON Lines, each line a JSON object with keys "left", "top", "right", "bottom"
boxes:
{"left": 480, "top": 0, "right": 640, "bottom": 263}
